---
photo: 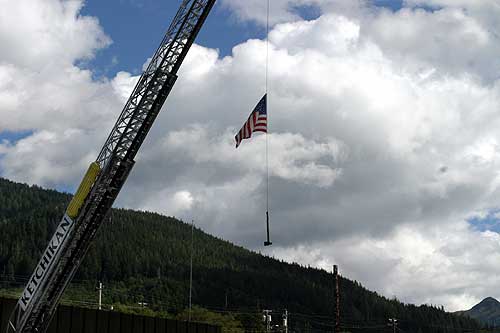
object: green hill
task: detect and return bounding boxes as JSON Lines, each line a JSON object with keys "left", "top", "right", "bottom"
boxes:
{"left": 0, "top": 177, "right": 482, "bottom": 332}
{"left": 456, "top": 297, "right": 500, "bottom": 328}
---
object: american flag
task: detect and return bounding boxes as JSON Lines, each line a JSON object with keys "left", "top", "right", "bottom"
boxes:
{"left": 235, "top": 94, "right": 267, "bottom": 148}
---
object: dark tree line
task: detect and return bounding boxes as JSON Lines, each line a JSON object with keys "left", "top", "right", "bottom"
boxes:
{"left": 0, "top": 177, "right": 481, "bottom": 332}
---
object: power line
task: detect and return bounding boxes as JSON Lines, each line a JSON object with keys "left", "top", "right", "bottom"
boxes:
{"left": 0, "top": 276, "right": 483, "bottom": 332}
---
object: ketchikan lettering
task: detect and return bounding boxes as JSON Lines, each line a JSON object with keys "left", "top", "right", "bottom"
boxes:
{"left": 18, "top": 215, "right": 74, "bottom": 311}
{"left": 60, "top": 216, "right": 71, "bottom": 231}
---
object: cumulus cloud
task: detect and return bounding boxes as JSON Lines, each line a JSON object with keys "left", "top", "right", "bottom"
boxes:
{"left": 220, "top": 0, "right": 364, "bottom": 26}
{"left": 141, "top": 189, "right": 195, "bottom": 216}
{"left": 0, "top": 0, "right": 110, "bottom": 69}
{"left": 364, "top": 6, "right": 500, "bottom": 82}
{"left": 157, "top": 126, "right": 343, "bottom": 187}
{"left": 271, "top": 220, "right": 500, "bottom": 312}
{"left": 0, "top": 0, "right": 123, "bottom": 186}
{"left": 3, "top": 0, "right": 500, "bottom": 311}
{"left": 0, "top": 129, "right": 98, "bottom": 187}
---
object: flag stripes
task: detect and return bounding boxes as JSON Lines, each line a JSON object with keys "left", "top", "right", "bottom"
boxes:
{"left": 235, "top": 94, "right": 267, "bottom": 148}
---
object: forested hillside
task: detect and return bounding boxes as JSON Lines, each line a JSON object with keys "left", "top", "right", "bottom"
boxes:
{"left": 456, "top": 297, "right": 500, "bottom": 328}
{"left": 0, "top": 177, "right": 482, "bottom": 332}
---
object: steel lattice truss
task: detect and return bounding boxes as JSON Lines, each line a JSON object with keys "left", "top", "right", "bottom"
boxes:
{"left": 7, "top": 0, "right": 216, "bottom": 332}
{"left": 98, "top": 0, "right": 211, "bottom": 167}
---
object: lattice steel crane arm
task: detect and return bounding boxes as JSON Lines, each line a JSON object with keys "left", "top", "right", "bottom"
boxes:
{"left": 6, "top": 1, "right": 216, "bottom": 332}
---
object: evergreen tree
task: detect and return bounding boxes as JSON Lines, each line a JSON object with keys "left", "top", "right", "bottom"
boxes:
{"left": 0, "top": 177, "right": 482, "bottom": 333}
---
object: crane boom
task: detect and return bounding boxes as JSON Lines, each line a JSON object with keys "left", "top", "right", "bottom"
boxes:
{"left": 6, "top": 1, "right": 216, "bottom": 332}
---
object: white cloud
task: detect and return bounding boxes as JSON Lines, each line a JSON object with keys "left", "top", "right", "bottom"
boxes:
{"left": 0, "top": 129, "right": 98, "bottom": 187}
{"left": 364, "top": 6, "right": 500, "bottom": 82}
{"left": 157, "top": 125, "right": 343, "bottom": 187}
{"left": 405, "top": 0, "right": 499, "bottom": 9}
{"left": 272, "top": 221, "right": 500, "bottom": 311}
{"left": 0, "top": 0, "right": 110, "bottom": 69}
{"left": 3, "top": 0, "right": 500, "bottom": 312}
{"left": 220, "top": 0, "right": 364, "bottom": 26}
{"left": 140, "top": 189, "right": 194, "bottom": 216}
{"left": 0, "top": 0, "right": 123, "bottom": 186}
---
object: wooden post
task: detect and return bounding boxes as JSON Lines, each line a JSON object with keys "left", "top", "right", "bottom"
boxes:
{"left": 334, "top": 265, "right": 340, "bottom": 333}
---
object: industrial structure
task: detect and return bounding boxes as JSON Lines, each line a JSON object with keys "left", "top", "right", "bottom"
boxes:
{"left": 6, "top": 0, "right": 216, "bottom": 331}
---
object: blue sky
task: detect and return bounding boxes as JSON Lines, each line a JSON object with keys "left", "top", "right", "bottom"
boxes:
{"left": 78, "top": 0, "right": 403, "bottom": 77}
{"left": 469, "top": 212, "right": 500, "bottom": 233}
{"left": 79, "top": 1, "right": 265, "bottom": 77}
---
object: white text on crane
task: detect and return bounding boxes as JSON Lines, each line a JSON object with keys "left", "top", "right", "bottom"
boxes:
{"left": 18, "top": 214, "right": 75, "bottom": 311}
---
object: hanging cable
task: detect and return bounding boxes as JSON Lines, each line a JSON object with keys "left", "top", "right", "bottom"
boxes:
{"left": 266, "top": 0, "right": 270, "bottom": 94}
{"left": 264, "top": 0, "right": 272, "bottom": 247}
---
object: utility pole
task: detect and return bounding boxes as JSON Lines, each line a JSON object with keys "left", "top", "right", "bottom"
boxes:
{"left": 388, "top": 318, "right": 398, "bottom": 333}
{"left": 189, "top": 220, "right": 194, "bottom": 322}
{"left": 263, "top": 310, "right": 272, "bottom": 332}
{"left": 283, "top": 309, "right": 288, "bottom": 333}
{"left": 333, "top": 265, "right": 340, "bottom": 333}
{"left": 96, "top": 281, "right": 103, "bottom": 310}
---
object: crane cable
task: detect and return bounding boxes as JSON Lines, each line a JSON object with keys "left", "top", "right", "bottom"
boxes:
{"left": 264, "top": 0, "right": 272, "bottom": 246}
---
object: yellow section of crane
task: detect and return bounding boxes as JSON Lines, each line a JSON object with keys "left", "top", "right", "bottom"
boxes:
{"left": 66, "top": 162, "right": 101, "bottom": 219}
